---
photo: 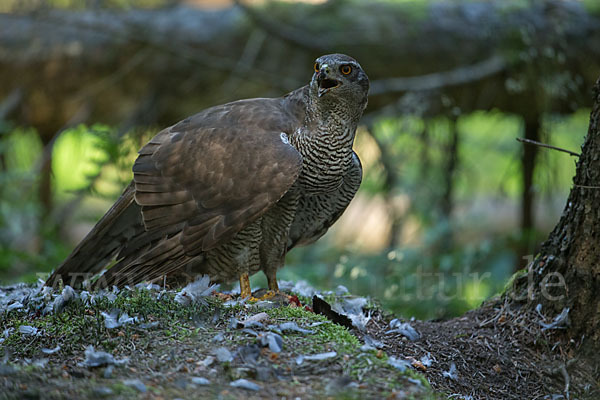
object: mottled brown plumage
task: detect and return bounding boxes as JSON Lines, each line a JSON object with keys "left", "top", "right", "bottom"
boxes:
{"left": 46, "top": 54, "right": 369, "bottom": 295}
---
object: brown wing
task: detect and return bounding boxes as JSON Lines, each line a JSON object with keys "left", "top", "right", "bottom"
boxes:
{"left": 47, "top": 87, "right": 307, "bottom": 288}
{"left": 132, "top": 96, "right": 304, "bottom": 257}
{"left": 45, "top": 182, "right": 146, "bottom": 287}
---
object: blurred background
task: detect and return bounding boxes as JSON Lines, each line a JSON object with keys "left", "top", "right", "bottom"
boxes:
{"left": 1, "top": 0, "right": 599, "bottom": 319}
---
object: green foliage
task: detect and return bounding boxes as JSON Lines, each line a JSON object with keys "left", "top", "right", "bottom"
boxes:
{"left": 283, "top": 227, "right": 519, "bottom": 320}
{"left": 52, "top": 125, "right": 109, "bottom": 194}
{"left": 367, "top": 110, "right": 585, "bottom": 209}
{"left": 0, "top": 123, "right": 139, "bottom": 283}
{"left": 583, "top": 0, "right": 600, "bottom": 14}
{"left": 0, "top": 105, "right": 589, "bottom": 319}
{"left": 53, "top": 123, "right": 139, "bottom": 200}
{"left": 0, "top": 0, "right": 173, "bottom": 12}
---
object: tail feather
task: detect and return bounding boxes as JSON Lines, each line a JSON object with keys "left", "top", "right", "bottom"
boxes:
{"left": 93, "top": 233, "right": 194, "bottom": 288}
{"left": 46, "top": 182, "right": 143, "bottom": 287}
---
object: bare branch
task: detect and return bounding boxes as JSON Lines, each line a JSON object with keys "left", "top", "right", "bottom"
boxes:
{"left": 233, "top": 0, "right": 329, "bottom": 52}
{"left": 573, "top": 184, "right": 600, "bottom": 189}
{"left": 369, "top": 56, "right": 506, "bottom": 96}
{"left": 0, "top": 88, "right": 22, "bottom": 120}
{"left": 516, "top": 137, "right": 581, "bottom": 157}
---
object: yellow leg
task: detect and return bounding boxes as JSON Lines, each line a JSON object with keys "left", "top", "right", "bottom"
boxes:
{"left": 267, "top": 274, "right": 279, "bottom": 292}
{"left": 239, "top": 272, "right": 252, "bottom": 299}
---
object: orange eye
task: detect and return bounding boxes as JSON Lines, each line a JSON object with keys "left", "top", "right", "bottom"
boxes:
{"left": 314, "top": 62, "right": 320, "bottom": 72}
{"left": 340, "top": 65, "right": 352, "bottom": 75}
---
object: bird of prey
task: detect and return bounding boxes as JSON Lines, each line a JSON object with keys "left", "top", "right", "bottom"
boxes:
{"left": 46, "top": 53, "right": 369, "bottom": 299}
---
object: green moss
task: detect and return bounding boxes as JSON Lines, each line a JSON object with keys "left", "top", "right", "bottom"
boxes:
{"left": 265, "top": 305, "right": 358, "bottom": 352}
{"left": 107, "top": 381, "right": 138, "bottom": 395}
{"left": 264, "top": 304, "right": 317, "bottom": 320}
{"left": 1, "top": 286, "right": 437, "bottom": 399}
{"left": 502, "top": 265, "right": 530, "bottom": 293}
{"left": 263, "top": 304, "right": 437, "bottom": 398}
{"left": 0, "top": 287, "right": 219, "bottom": 358}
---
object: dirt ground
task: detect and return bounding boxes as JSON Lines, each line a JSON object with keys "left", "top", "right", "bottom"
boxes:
{"left": 0, "top": 282, "right": 598, "bottom": 399}
{"left": 366, "top": 297, "right": 599, "bottom": 399}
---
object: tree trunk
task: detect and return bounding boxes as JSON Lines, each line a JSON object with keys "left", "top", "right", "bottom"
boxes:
{"left": 365, "top": 125, "right": 403, "bottom": 249}
{"left": 519, "top": 78, "right": 600, "bottom": 348}
{"left": 38, "top": 136, "right": 54, "bottom": 222}
{"left": 521, "top": 117, "right": 540, "bottom": 235}
{"left": 440, "top": 118, "right": 459, "bottom": 221}
{"left": 516, "top": 116, "right": 541, "bottom": 268}
{"left": 418, "top": 122, "right": 431, "bottom": 187}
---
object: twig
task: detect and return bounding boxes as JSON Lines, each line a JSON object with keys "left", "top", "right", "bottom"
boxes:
{"left": 33, "top": 11, "right": 297, "bottom": 93}
{"left": 369, "top": 55, "right": 506, "bottom": 95}
{"left": 560, "top": 363, "right": 570, "bottom": 400}
{"left": 516, "top": 138, "right": 581, "bottom": 157}
{"left": 573, "top": 184, "right": 600, "bottom": 189}
{"left": 0, "top": 88, "right": 23, "bottom": 120}
{"left": 548, "top": 363, "right": 571, "bottom": 400}
{"left": 517, "top": 139, "right": 600, "bottom": 189}
{"left": 73, "top": 50, "right": 149, "bottom": 102}
{"left": 233, "top": 0, "right": 329, "bottom": 52}
{"left": 221, "top": 29, "right": 267, "bottom": 93}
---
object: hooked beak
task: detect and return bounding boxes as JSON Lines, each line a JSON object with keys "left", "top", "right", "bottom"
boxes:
{"left": 316, "top": 70, "right": 341, "bottom": 97}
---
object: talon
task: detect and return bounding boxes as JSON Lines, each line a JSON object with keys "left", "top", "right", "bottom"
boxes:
{"left": 258, "top": 290, "right": 279, "bottom": 301}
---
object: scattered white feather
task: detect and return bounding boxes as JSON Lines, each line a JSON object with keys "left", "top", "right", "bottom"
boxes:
{"left": 214, "top": 347, "right": 233, "bottom": 363}
{"left": 191, "top": 377, "right": 210, "bottom": 385}
{"left": 539, "top": 307, "right": 570, "bottom": 331}
{"left": 174, "top": 275, "right": 219, "bottom": 306}
{"left": 19, "top": 325, "right": 39, "bottom": 336}
{"left": 78, "top": 345, "right": 128, "bottom": 367}
{"left": 388, "top": 356, "right": 411, "bottom": 372}
{"left": 295, "top": 351, "right": 337, "bottom": 365}
{"left": 443, "top": 362, "right": 458, "bottom": 380}
{"left": 230, "top": 379, "right": 261, "bottom": 391}
{"left": 387, "top": 318, "right": 420, "bottom": 341}
{"left": 332, "top": 297, "right": 370, "bottom": 330}
{"left": 41, "top": 345, "right": 61, "bottom": 355}
{"left": 101, "top": 310, "right": 138, "bottom": 329}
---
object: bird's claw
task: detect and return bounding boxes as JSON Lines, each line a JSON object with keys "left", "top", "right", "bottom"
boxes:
{"left": 257, "top": 290, "right": 279, "bottom": 301}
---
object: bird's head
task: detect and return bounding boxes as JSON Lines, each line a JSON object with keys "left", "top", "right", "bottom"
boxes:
{"left": 310, "top": 54, "right": 369, "bottom": 114}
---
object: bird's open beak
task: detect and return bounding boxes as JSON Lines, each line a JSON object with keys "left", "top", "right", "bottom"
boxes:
{"left": 317, "top": 71, "right": 340, "bottom": 97}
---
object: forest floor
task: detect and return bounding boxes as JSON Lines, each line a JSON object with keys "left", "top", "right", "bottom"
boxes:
{"left": 0, "top": 280, "right": 597, "bottom": 400}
